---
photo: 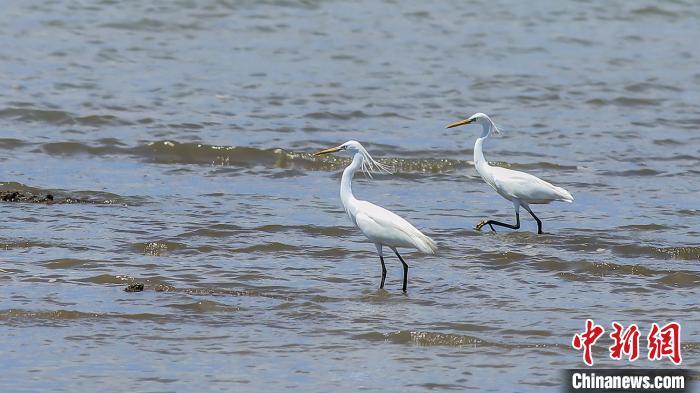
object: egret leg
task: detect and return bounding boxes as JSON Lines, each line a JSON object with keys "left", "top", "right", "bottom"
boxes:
{"left": 379, "top": 256, "right": 387, "bottom": 289}
{"left": 475, "top": 207, "right": 520, "bottom": 233}
{"left": 375, "top": 244, "right": 386, "bottom": 289}
{"left": 393, "top": 249, "right": 409, "bottom": 292}
{"left": 523, "top": 205, "right": 543, "bottom": 234}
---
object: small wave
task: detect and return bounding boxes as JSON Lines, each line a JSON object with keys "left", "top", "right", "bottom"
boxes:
{"left": 571, "top": 260, "right": 657, "bottom": 278}
{"left": 437, "top": 322, "right": 494, "bottom": 332}
{"left": 599, "top": 168, "right": 661, "bottom": 176}
{"left": 41, "top": 141, "right": 124, "bottom": 156}
{"left": 354, "top": 330, "right": 564, "bottom": 350}
{"left": 0, "top": 239, "right": 55, "bottom": 250}
{"left": 0, "top": 309, "right": 169, "bottom": 323}
{"left": 555, "top": 37, "right": 594, "bottom": 46}
{"left": 0, "top": 138, "right": 29, "bottom": 150}
{"left": 0, "top": 107, "right": 129, "bottom": 126}
{"left": 29, "top": 139, "right": 573, "bottom": 175}
{"left": 499, "top": 161, "right": 578, "bottom": 171}
{"left": 624, "top": 82, "right": 682, "bottom": 93}
{"left": 76, "top": 274, "right": 132, "bottom": 285}
{"left": 0, "top": 309, "right": 101, "bottom": 320}
{"left": 303, "top": 110, "right": 410, "bottom": 120}
{"left": 651, "top": 139, "right": 685, "bottom": 147}
{"left": 383, "top": 158, "right": 471, "bottom": 173}
{"left": 355, "top": 330, "right": 484, "bottom": 347}
{"left": 657, "top": 272, "right": 700, "bottom": 288}
{"left": 229, "top": 0, "right": 321, "bottom": 11}
{"left": 540, "top": 252, "right": 699, "bottom": 286}
{"left": 659, "top": 247, "right": 700, "bottom": 261}
{"left": 43, "top": 258, "right": 102, "bottom": 270}
{"left": 475, "top": 250, "right": 529, "bottom": 270}
{"left": 618, "top": 224, "right": 668, "bottom": 231}
{"left": 0, "top": 182, "right": 48, "bottom": 194}
{"left": 166, "top": 300, "right": 240, "bottom": 313}
{"left": 135, "top": 141, "right": 291, "bottom": 166}
{"left": 254, "top": 224, "right": 353, "bottom": 237}
{"left": 123, "top": 140, "right": 471, "bottom": 173}
{"left": 176, "top": 224, "right": 246, "bottom": 239}
{"left": 631, "top": 6, "right": 678, "bottom": 17}
{"left": 308, "top": 247, "right": 350, "bottom": 258}
{"left": 615, "top": 244, "right": 700, "bottom": 261}
{"left": 676, "top": 209, "right": 698, "bottom": 217}
{"left": 586, "top": 97, "right": 662, "bottom": 107}
{"left": 232, "top": 242, "right": 297, "bottom": 253}
{"left": 132, "top": 241, "right": 188, "bottom": 256}
{"left": 100, "top": 19, "right": 201, "bottom": 32}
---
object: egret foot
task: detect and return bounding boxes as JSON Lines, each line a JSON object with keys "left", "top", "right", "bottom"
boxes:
{"left": 474, "top": 214, "right": 520, "bottom": 233}
{"left": 475, "top": 220, "right": 497, "bottom": 232}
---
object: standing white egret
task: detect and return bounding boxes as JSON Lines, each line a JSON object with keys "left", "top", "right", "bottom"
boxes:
{"left": 314, "top": 140, "right": 438, "bottom": 292}
{"left": 446, "top": 113, "right": 573, "bottom": 234}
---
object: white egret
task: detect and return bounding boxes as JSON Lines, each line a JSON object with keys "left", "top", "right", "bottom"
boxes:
{"left": 314, "top": 140, "right": 438, "bottom": 292}
{"left": 446, "top": 113, "right": 573, "bottom": 234}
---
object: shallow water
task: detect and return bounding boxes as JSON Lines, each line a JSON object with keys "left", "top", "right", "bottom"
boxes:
{"left": 1, "top": 0, "right": 699, "bottom": 391}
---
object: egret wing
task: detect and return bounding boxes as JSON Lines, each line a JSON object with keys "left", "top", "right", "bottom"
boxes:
{"left": 490, "top": 166, "right": 573, "bottom": 203}
{"left": 354, "top": 201, "right": 437, "bottom": 253}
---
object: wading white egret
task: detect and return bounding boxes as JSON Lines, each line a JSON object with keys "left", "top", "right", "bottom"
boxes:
{"left": 314, "top": 140, "right": 438, "bottom": 292}
{"left": 446, "top": 113, "right": 573, "bottom": 234}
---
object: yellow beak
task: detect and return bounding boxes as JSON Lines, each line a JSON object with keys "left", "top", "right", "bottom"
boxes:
{"left": 445, "top": 118, "right": 474, "bottom": 129}
{"left": 313, "top": 146, "right": 341, "bottom": 156}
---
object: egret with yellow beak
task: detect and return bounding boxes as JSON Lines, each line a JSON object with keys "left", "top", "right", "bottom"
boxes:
{"left": 446, "top": 113, "right": 573, "bottom": 234}
{"left": 314, "top": 140, "right": 438, "bottom": 292}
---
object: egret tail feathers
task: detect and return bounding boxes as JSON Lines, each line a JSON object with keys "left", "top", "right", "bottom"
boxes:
{"left": 555, "top": 186, "right": 574, "bottom": 203}
{"left": 415, "top": 233, "right": 438, "bottom": 254}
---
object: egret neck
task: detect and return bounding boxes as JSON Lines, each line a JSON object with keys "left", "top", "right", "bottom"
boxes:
{"left": 474, "top": 122, "right": 493, "bottom": 182}
{"left": 340, "top": 153, "right": 362, "bottom": 222}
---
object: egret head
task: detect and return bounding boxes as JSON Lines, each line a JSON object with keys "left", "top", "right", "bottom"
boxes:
{"left": 313, "top": 140, "right": 392, "bottom": 176}
{"left": 445, "top": 113, "right": 500, "bottom": 136}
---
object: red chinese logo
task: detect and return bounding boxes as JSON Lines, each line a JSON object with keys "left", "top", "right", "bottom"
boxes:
{"left": 609, "top": 322, "right": 640, "bottom": 361}
{"left": 572, "top": 320, "right": 682, "bottom": 366}
{"left": 572, "top": 319, "right": 605, "bottom": 366}
{"left": 647, "top": 322, "right": 682, "bottom": 365}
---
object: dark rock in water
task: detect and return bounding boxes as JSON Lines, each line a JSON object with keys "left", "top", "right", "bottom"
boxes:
{"left": 1, "top": 191, "right": 53, "bottom": 203}
{"left": 0, "top": 190, "right": 89, "bottom": 204}
{"left": 124, "top": 283, "right": 145, "bottom": 292}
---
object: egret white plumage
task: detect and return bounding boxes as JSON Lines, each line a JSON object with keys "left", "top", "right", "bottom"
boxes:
{"left": 314, "top": 140, "right": 437, "bottom": 292}
{"left": 446, "top": 113, "right": 573, "bottom": 234}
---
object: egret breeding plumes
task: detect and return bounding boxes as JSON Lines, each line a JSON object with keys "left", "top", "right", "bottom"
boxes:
{"left": 446, "top": 113, "right": 573, "bottom": 234}
{"left": 314, "top": 140, "right": 437, "bottom": 292}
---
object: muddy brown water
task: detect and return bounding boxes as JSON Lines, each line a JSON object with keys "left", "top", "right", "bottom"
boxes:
{"left": 1, "top": 1, "right": 699, "bottom": 392}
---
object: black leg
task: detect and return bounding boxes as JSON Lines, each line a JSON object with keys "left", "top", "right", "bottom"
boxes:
{"left": 524, "top": 207, "right": 543, "bottom": 234}
{"left": 393, "top": 249, "right": 409, "bottom": 292}
{"left": 475, "top": 210, "right": 520, "bottom": 232}
{"left": 379, "top": 255, "right": 387, "bottom": 289}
